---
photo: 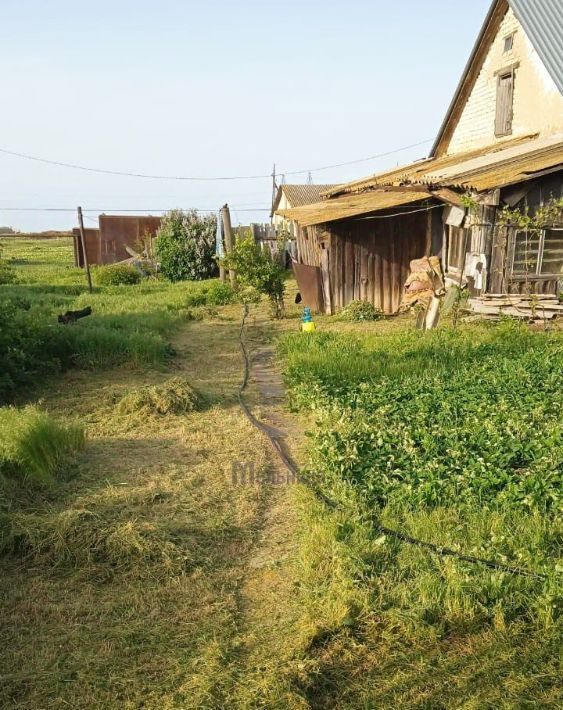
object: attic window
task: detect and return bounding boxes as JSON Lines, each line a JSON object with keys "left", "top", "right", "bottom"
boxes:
{"left": 503, "top": 33, "right": 515, "bottom": 52}
{"left": 495, "top": 70, "right": 514, "bottom": 136}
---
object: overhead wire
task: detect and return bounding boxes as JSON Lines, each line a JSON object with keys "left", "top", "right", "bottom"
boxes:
{"left": 0, "top": 206, "right": 270, "bottom": 213}
{"left": 0, "top": 138, "right": 432, "bottom": 182}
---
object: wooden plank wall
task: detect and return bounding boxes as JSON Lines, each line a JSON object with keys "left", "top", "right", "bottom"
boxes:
{"left": 296, "top": 225, "right": 323, "bottom": 267}
{"left": 326, "top": 211, "right": 429, "bottom": 314}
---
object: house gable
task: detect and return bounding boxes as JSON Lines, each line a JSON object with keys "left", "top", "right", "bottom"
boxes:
{"left": 433, "top": 0, "right": 563, "bottom": 157}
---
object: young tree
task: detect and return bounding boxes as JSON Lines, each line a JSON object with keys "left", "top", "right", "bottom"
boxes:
{"left": 155, "top": 209, "right": 218, "bottom": 282}
{"left": 222, "top": 234, "right": 285, "bottom": 318}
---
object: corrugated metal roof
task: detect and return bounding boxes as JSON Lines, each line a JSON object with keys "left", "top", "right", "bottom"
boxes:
{"left": 271, "top": 184, "right": 338, "bottom": 216}
{"left": 277, "top": 190, "right": 432, "bottom": 227}
{"left": 325, "top": 133, "right": 563, "bottom": 196}
{"left": 510, "top": 0, "right": 563, "bottom": 93}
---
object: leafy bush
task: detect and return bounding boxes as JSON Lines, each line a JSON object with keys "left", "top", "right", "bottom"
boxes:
{"left": 338, "top": 300, "right": 383, "bottom": 322}
{"left": 94, "top": 263, "right": 141, "bottom": 286}
{"left": 0, "top": 406, "right": 85, "bottom": 487}
{"left": 222, "top": 234, "right": 285, "bottom": 318}
{"left": 116, "top": 377, "right": 201, "bottom": 416}
{"left": 206, "top": 281, "right": 236, "bottom": 306}
{"left": 0, "top": 300, "right": 72, "bottom": 403}
{"left": 155, "top": 209, "right": 218, "bottom": 282}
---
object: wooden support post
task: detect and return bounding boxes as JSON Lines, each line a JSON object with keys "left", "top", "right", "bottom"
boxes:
{"left": 77, "top": 206, "right": 93, "bottom": 293}
{"left": 221, "top": 204, "right": 236, "bottom": 287}
{"left": 218, "top": 210, "right": 226, "bottom": 282}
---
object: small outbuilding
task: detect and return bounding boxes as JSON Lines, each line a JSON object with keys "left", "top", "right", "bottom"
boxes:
{"left": 73, "top": 215, "right": 162, "bottom": 267}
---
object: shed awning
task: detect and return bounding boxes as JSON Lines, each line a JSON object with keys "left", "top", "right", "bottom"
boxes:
{"left": 325, "top": 133, "right": 563, "bottom": 197}
{"left": 277, "top": 189, "right": 432, "bottom": 227}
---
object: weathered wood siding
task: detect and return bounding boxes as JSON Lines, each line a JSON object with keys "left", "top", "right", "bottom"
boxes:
{"left": 296, "top": 225, "right": 324, "bottom": 267}
{"left": 324, "top": 211, "right": 430, "bottom": 315}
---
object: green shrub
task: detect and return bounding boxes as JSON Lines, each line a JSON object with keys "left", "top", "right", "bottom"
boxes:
{"left": 185, "top": 291, "right": 207, "bottom": 307}
{"left": 0, "top": 300, "right": 73, "bottom": 403}
{"left": 0, "top": 406, "right": 85, "bottom": 487}
{"left": 338, "top": 300, "right": 383, "bottom": 322}
{"left": 222, "top": 234, "right": 285, "bottom": 318}
{"left": 116, "top": 377, "right": 201, "bottom": 416}
{"left": 155, "top": 209, "right": 218, "bottom": 282}
{"left": 206, "top": 281, "right": 236, "bottom": 305}
{"left": 94, "top": 264, "right": 141, "bottom": 286}
{"left": 184, "top": 281, "right": 235, "bottom": 307}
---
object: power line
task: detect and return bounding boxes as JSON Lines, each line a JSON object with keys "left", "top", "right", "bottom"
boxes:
{"left": 0, "top": 138, "right": 433, "bottom": 182}
{"left": 0, "top": 147, "right": 270, "bottom": 181}
{"left": 284, "top": 139, "right": 432, "bottom": 175}
{"left": 0, "top": 207, "right": 270, "bottom": 213}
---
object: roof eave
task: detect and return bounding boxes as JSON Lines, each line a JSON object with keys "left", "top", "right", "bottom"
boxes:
{"left": 430, "top": 0, "right": 508, "bottom": 157}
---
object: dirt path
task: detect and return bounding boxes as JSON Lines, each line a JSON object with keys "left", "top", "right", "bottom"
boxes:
{"left": 223, "top": 321, "right": 307, "bottom": 707}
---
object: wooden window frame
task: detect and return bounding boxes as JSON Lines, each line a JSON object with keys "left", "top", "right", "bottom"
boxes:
{"left": 503, "top": 32, "right": 515, "bottom": 53}
{"left": 509, "top": 227, "right": 563, "bottom": 280}
{"left": 495, "top": 66, "right": 517, "bottom": 137}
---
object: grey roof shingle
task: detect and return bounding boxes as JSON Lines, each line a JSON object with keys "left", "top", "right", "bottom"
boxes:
{"left": 271, "top": 184, "right": 338, "bottom": 216}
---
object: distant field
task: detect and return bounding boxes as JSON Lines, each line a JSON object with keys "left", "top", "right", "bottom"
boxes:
{"left": 0, "top": 235, "right": 77, "bottom": 283}
{"left": 1, "top": 230, "right": 73, "bottom": 239}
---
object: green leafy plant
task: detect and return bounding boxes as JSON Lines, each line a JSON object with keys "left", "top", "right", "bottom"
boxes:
{"left": 94, "top": 263, "right": 141, "bottom": 286}
{"left": 155, "top": 209, "right": 218, "bottom": 282}
{"left": 222, "top": 234, "right": 285, "bottom": 318}
{"left": 338, "top": 300, "right": 383, "bottom": 322}
{"left": 205, "top": 280, "right": 236, "bottom": 306}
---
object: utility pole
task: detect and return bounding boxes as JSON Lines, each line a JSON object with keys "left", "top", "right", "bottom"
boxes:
{"left": 270, "top": 163, "right": 277, "bottom": 224}
{"left": 221, "top": 204, "right": 236, "bottom": 287}
{"left": 217, "top": 210, "right": 226, "bottom": 282}
{"left": 77, "top": 206, "right": 93, "bottom": 293}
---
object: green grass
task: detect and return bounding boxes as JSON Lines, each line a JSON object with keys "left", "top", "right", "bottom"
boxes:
{"left": 0, "top": 237, "right": 230, "bottom": 402}
{"left": 276, "top": 320, "right": 563, "bottom": 708}
{"left": 2, "top": 236, "right": 561, "bottom": 707}
{"left": 0, "top": 405, "right": 84, "bottom": 488}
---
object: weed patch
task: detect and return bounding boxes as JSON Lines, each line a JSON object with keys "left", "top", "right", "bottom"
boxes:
{"left": 0, "top": 405, "right": 84, "bottom": 487}
{"left": 277, "top": 319, "right": 563, "bottom": 706}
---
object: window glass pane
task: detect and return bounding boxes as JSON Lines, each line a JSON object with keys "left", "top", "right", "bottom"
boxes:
{"left": 540, "top": 229, "right": 563, "bottom": 275}
{"left": 512, "top": 230, "right": 540, "bottom": 275}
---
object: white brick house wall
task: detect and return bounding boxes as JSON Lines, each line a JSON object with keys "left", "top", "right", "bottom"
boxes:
{"left": 445, "top": 8, "right": 563, "bottom": 155}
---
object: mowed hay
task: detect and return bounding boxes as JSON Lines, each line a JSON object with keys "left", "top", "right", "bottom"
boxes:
{"left": 0, "top": 506, "right": 195, "bottom": 574}
{"left": 0, "top": 405, "right": 85, "bottom": 487}
{"left": 116, "top": 377, "right": 201, "bottom": 416}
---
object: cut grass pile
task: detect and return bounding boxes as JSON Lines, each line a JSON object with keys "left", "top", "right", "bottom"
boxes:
{"left": 115, "top": 376, "right": 201, "bottom": 416}
{"left": 277, "top": 320, "right": 563, "bottom": 707}
{"left": 0, "top": 405, "right": 84, "bottom": 488}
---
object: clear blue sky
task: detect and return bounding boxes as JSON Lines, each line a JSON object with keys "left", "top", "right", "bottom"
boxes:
{"left": 0, "top": 0, "right": 491, "bottom": 231}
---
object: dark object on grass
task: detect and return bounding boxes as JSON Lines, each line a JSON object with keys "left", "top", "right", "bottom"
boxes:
{"left": 295, "top": 292, "right": 302, "bottom": 304}
{"left": 58, "top": 306, "right": 92, "bottom": 325}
